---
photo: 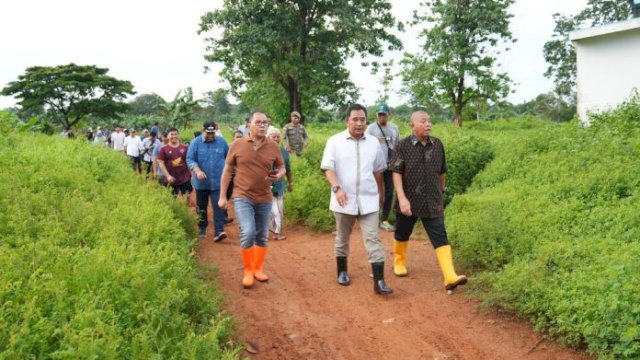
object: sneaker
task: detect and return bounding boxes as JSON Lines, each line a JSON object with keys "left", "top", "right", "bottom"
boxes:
{"left": 380, "top": 221, "right": 396, "bottom": 232}
{"left": 198, "top": 228, "right": 207, "bottom": 238}
{"left": 224, "top": 217, "right": 234, "bottom": 225}
{"left": 214, "top": 232, "right": 227, "bottom": 242}
{"left": 274, "top": 234, "right": 287, "bottom": 241}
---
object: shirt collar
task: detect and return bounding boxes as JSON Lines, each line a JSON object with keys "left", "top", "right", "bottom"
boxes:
{"left": 342, "top": 129, "right": 367, "bottom": 141}
{"left": 410, "top": 134, "right": 434, "bottom": 146}
{"left": 245, "top": 135, "right": 267, "bottom": 144}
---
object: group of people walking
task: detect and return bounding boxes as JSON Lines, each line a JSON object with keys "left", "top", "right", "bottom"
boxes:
{"left": 99, "top": 104, "right": 465, "bottom": 296}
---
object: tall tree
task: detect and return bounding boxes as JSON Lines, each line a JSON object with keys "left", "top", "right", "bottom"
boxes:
{"left": 402, "top": 0, "right": 514, "bottom": 127}
{"left": 515, "top": 92, "right": 576, "bottom": 121}
{"left": 1, "top": 64, "right": 135, "bottom": 129}
{"left": 128, "top": 93, "right": 167, "bottom": 116}
{"left": 543, "top": 0, "right": 631, "bottom": 97}
{"left": 202, "top": 89, "right": 231, "bottom": 116}
{"left": 374, "top": 60, "right": 395, "bottom": 104}
{"left": 198, "top": 0, "right": 402, "bottom": 119}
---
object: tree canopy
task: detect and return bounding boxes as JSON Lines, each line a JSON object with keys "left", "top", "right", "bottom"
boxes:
{"left": 1, "top": 63, "right": 135, "bottom": 129}
{"left": 127, "top": 93, "right": 167, "bottom": 116}
{"left": 198, "top": 0, "right": 402, "bottom": 121}
{"left": 401, "top": 0, "right": 514, "bottom": 127}
{"left": 543, "top": 0, "right": 631, "bottom": 98}
{"left": 202, "top": 89, "right": 231, "bottom": 116}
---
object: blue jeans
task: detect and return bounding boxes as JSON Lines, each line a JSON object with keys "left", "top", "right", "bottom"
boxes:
{"left": 196, "top": 189, "right": 225, "bottom": 235}
{"left": 234, "top": 197, "right": 272, "bottom": 249}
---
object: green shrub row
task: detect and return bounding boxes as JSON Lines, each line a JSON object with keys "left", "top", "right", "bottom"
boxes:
{"left": 447, "top": 99, "right": 640, "bottom": 359}
{"left": 0, "top": 114, "right": 240, "bottom": 358}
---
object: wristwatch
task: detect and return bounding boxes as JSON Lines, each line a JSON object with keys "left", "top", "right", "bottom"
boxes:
{"left": 332, "top": 185, "right": 341, "bottom": 193}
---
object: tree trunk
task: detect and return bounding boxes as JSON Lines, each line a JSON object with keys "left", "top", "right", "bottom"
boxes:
{"left": 453, "top": 106, "right": 463, "bottom": 127}
{"left": 287, "top": 76, "right": 303, "bottom": 123}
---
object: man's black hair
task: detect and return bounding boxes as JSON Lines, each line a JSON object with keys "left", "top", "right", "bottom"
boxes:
{"left": 344, "top": 103, "right": 368, "bottom": 120}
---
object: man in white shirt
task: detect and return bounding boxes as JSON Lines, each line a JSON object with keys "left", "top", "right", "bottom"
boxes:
{"left": 110, "top": 125, "right": 126, "bottom": 151}
{"left": 123, "top": 129, "right": 143, "bottom": 174}
{"left": 320, "top": 103, "right": 393, "bottom": 295}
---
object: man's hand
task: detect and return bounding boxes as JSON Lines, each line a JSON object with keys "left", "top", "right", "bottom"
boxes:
{"left": 166, "top": 175, "right": 176, "bottom": 184}
{"left": 266, "top": 169, "right": 281, "bottom": 181}
{"left": 218, "top": 197, "right": 228, "bottom": 210}
{"left": 398, "top": 198, "right": 412, "bottom": 217}
{"left": 335, "top": 189, "right": 348, "bottom": 207}
{"left": 195, "top": 169, "right": 207, "bottom": 180}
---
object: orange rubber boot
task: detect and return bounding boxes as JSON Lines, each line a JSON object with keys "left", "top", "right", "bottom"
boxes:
{"left": 253, "top": 246, "right": 269, "bottom": 282}
{"left": 241, "top": 247, "right": 255, "bottom": 288}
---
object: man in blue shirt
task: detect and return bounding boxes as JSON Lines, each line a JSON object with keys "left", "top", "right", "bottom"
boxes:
{"left": 187, "top": 122, "right": 229, "bottom": 242}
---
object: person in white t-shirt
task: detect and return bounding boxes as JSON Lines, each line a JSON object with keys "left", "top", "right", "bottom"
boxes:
{"left": 110, "top": 126, "right": 126, "bottom": 151}
{"left": 123, "top": 129, "right": 143, "bottom": 174}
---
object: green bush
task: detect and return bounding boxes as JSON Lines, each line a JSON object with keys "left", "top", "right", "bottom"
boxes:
{"left": 446, "top": 99, "right": 640, "bottom": 358}
{"left": 440, "top": 131, "right": 494, "bottom": 204}
{"left": 285, "top": 124, "right": 341, "bottom": 232}
{"left": 0, "top": 116, "right": 240, "bottom": 358}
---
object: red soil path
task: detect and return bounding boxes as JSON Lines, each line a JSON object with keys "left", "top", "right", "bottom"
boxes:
{"left": 195, "top": 207, "right": 592, "bottom": 360}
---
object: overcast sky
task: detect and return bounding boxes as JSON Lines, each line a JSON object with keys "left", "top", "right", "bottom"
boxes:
{"left": 0, "top": 0, "right": 587, "bottom": 110}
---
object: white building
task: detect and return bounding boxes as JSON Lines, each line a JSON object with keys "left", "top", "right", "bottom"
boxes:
{"left": 570, "top": 17, "right": 640, "bottom": 124}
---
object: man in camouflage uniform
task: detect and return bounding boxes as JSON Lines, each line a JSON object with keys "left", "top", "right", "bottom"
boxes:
{"left": 283, "top": 111, "right": 309, "bottom": 156}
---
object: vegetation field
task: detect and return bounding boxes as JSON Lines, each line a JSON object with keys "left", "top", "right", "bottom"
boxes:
{"left": 3, "top": 98, "right": 640, "bottom": 359}
{"left": 286, "top": 100, "right": 640, "bottom": 359}
{"left": 0, "top": 112, "right": 239, "bottom": 358}
{"left": 448, "top": 100, "right": 640, "bottom": 359}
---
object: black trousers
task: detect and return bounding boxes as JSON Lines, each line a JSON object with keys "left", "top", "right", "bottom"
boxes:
{"left": 381, "top": 170, "right": 394, "bottom": 221}
{"left": 129, "top": 155, "right": 142, "bottom": 174}
{"left": 394, "top": 213, "right": 449, "bottom": 248}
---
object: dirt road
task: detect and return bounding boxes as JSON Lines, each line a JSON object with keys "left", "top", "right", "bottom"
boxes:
{"left": 196, "top": 217, "right": 591, "bottom": 360}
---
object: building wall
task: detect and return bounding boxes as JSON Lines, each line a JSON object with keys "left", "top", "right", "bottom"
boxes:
{"left": 574, "top": 26, "right": 640, "bottom": 124}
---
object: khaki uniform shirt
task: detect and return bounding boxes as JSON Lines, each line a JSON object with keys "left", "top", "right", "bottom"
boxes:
{"left": 283, "top": 123, "right": 308, "bottom": 155}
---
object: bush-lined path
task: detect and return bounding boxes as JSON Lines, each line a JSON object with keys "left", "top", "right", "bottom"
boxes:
{"left": 196, "top": 210, "right": 591, "bottom": 359}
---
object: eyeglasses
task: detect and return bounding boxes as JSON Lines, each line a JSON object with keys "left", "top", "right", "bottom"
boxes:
{"left": 253, "top": 121, "right": 269, "bottom": 126}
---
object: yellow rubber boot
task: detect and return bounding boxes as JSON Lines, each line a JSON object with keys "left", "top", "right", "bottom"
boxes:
{"left": 253, "top": 246, "right": 269, "bottom": 282}
{"left": 435, "top": 245, "right": 467, "bottom": 291}
{"left": 241, "top": 247, "right": 255, "bottom": 288}
{"left": 393, "top": 240, "right": 408, "bottom": 277}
